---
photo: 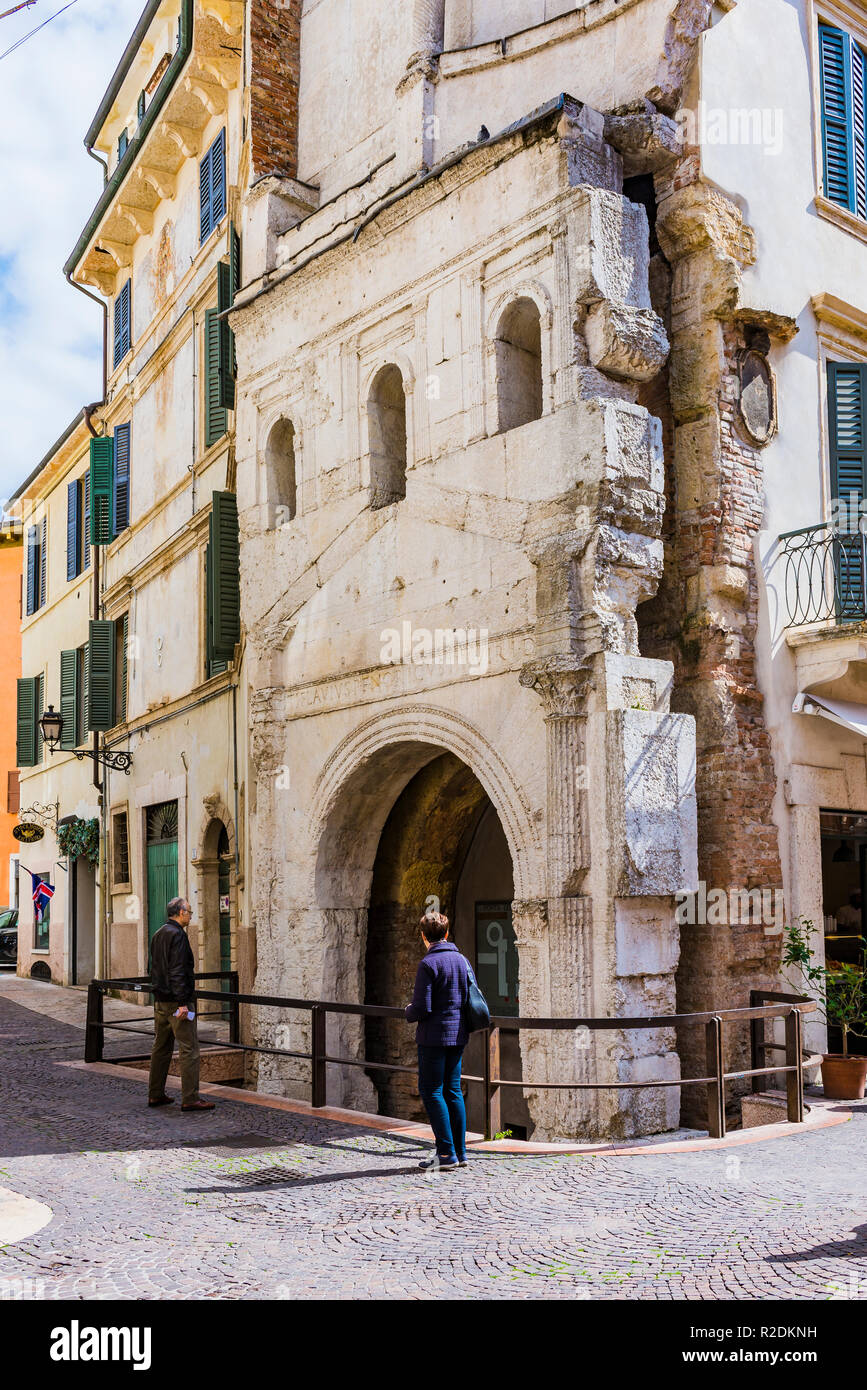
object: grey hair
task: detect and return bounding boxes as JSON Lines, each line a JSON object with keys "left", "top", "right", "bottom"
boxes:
{"left": 166, "top": 896, "right": 189, "bottom": 919}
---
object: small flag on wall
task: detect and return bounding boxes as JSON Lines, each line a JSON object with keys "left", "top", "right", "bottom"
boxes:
{"left": 21, "top": 866, "right": 55, "bottom": 924}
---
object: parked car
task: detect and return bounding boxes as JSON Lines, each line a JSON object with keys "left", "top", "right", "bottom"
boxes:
{"left": 0, "top": 908, "right": 18, "bottom": 967}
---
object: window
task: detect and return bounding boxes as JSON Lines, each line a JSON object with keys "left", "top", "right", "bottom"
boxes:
{"left": 113, "top": 279, "right": 131, "bottom": 369}
{"left": 83, "top": 468, "right": 91, "bottom": 570}
{"left": 16, "top": 673, "right": 43, "bottom": 767}
{"left": 118, "top": 129, "right": 128, "bottom": 161}
{"left": 25, "top": 518, "right": 46, "bottom": 616}
{"left": 819, "top": 23, "right": 867, "bottom": 219}
{"left": 137, "top": 90, "right": 146, "bottom": 125}
{"left": 89, "top": 436, "right": 113, "bottom": 546}
{"left": 112, "top": 809, "right": 130, "bottom": 888}
{"left": 76, "top": 644, "right": 88, "bottom": 745}
{"left": 33, "top": 874, "right": 50, "bottom": 951}
{"left": 266, "top": 418, "right": 297, "bottom": 525}
{"left": 66, "top": 477, "right": 83, "bottom": 581}
{"left": 494, "top": 297, "right": 543, "bottom": 432}
{"left": 59, "top": 643, "right": 91, "bottom": 751}
{"left": 828, "top": 361, "right": 867, "bottom": 617}
{"left": 86, "top": 618, "right": 128, "bottom": 731}
{"left": 113, "top": 422, "right": 131, "bottom": 535}
{"left": 204, "top": 229, "right": 239, "bottom": 448}
{"left": 368, "top": 365, "right": 407, "bottom": 509}
{"left": 115, "top": 612, "right": 129, "bottom": 724}
{"left": 7, "top": 771, "right": 19, "bottom": 815}
{"left": 199, "top": 127, "right": 226, "bottom": 244}
{"left": 205, "top": 491, "right": 240, "bottom": 677}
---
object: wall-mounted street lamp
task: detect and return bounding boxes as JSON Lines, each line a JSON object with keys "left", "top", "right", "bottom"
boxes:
{"left": 39, "top": 706, "right": 133, "bottom": 775}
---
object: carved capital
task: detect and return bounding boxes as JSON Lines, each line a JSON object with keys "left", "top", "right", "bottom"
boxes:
{"left": 520, "top": 660, "right": 592, "bottom": 717}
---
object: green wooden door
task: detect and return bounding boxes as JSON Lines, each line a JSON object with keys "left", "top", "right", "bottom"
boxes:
{"left": 146, "top": 801, "right": 179, "bottom": 944}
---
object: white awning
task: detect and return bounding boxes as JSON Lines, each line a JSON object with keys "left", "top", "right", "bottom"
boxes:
{"left": 793, "top": 691, "right": 867, "bottom": 738}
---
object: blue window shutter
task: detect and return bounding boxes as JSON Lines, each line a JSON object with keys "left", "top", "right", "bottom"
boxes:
{"left": 118, "top": 129, "right": 128, "bottom": 160}
{"left": 113, "top": 422, "right": 131, "bottom": 535}
{"left": 66, "top": 479, "right": 81, "bottom": 582}
{"left": 25, "top": 526, "right": 36, "bottom": 615}
{"left": 39, "top": 518, "right": 47, "bottom": 610}
{"left": 852, "top": 41, "right": 867, "bottom": 220}
{"left": 199, "top": 142, "right": 213, "bottom": 243}
{"left": 820, "top": 24, "right": 855, "bottom": 210}
{"left": 83, "top": 469, "right": 91, "bottom": 570}
{"left": 113, "top": 281, "right": 131, "bottom": 368}
{"left": 212, "top": 127, "right": 226, "bottom": 228}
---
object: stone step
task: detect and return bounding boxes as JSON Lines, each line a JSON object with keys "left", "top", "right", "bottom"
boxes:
{"left": 740, "top": 1089, "right": 811, "bottom": 1128}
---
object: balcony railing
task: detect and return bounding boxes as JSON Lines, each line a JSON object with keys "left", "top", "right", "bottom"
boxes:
{"left": 779, "top": 522, "right": 867, "bottom": 627}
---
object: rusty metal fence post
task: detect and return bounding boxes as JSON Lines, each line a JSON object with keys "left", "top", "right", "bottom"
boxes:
{"left": 84, "top": 981, "right": 104, "bottom": 1063}
{"left": 483, "top": 1027, "right": 501, "bottom": 1141}
{"left": 749, "top": 989, "right": 764, "bottom": 1094}
{"left": 785, "top": 1008, "right": 805, "bottom": 1123}
{"left": 311, "top": 1005, "right": 326, "bottom": 1108}
{"left": 705, "top": 1015, "right": 725, "bottom": 1139}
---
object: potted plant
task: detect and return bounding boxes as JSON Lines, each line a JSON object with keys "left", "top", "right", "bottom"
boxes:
{"left": 783, "top": 917, "right": 867, "bottom": 1100}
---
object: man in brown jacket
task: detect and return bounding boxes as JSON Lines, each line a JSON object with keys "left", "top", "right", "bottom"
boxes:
{"left": 147, "top": 896, "right": 214, "bottom": 1112}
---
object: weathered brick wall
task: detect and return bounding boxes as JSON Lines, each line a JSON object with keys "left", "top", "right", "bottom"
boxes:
{"left": 249, "top": 0, "right": 301, "bottom": 180}
{"left": 643, "top": 163, "right": 785, "bottom": 1121}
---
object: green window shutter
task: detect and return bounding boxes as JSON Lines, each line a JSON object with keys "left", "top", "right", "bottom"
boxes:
{"left": 16, "top": 676, "right": 37, "bottom": 767}
{"left": 229, "top": 221, "right": 241, "bottom": 303}
{"left": 35, "top": 673, "right": 44, "bottom": 765}
{"left": 205, "top": 309, "right": 228, "bottom": 446}
{"left": 829, "top": 362, "right": 867, "bottom": 619}
{"left": 208, "top": 491, "right": 240, "bottom": 661}
{"left": 216, "top": 261, "right": 235, "bottom": 410}
{"left": 81, "top": 643, "right": 89, "bottom": 740}
{"left": 60, "top": 650, "right": 78, "bottom": 750}
{"left": 89, "top": 436, "right": 114, "bottom": 546}
{"left": 119, "top": 613, "right": 128, "bottom": 724}
{"left": 87, "top": 619, "right": 116, "bottom": 731}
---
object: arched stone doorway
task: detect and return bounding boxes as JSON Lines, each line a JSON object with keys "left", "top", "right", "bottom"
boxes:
{"left": 197, "top": 815, "right": 234, "bottom": 980}
{"left": 364, "top": 751, "right": 530, "bottom": 1136}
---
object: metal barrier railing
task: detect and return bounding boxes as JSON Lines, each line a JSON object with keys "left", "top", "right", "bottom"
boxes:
{"left": 84, "top": 976, "right": 816, "bottom": 1141}
{"left": 779, "top": 522, "right": 867, "bottom": 627}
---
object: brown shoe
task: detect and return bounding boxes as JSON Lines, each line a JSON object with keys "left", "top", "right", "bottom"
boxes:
{"left": 181, "top": 1099, "right": 215, "bottom": 1111}
{"left": 148, "top": 1096, "right": 174, "bottom": 1107}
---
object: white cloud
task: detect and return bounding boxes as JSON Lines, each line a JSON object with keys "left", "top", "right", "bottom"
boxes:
{"left": 0, "top": 0, "right": 141, "bottom": 504}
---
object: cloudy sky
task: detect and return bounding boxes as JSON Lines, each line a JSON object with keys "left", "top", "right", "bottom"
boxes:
{"left": 0, "top": 0, "right": 141, "bottom": 505}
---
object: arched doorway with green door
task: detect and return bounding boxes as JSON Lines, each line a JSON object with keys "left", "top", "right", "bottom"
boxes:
{"left": 146, "top": 801, "right": 179, "bottom": 948}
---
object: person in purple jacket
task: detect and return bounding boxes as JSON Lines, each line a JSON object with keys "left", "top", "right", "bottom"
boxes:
{"left": 405, "top": 910, "right": 469, "bottom": 1170}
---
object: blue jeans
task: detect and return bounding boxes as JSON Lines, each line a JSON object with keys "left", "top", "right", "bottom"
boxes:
{"left": 417, "top": 1045, "right": 466, "bottom": 1161}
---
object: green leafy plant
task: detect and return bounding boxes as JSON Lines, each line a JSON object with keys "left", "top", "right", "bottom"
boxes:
{"left": 783, "top": 916, "right": 867, "bottom": 1056}
{"left": 493, "top": 1128, "right": 513, "bottom": 1140}
{"left": 57, "top": 816, "right": 99, "bottom": 865}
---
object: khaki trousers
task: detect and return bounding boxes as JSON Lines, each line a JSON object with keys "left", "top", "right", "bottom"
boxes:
{"left": 148, "top": 1000, "right": 201, "bottom": 1106}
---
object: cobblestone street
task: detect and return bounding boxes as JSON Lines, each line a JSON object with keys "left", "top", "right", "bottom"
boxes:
{"left": 1, "top": 987, "right": 866, "bottom": 1301}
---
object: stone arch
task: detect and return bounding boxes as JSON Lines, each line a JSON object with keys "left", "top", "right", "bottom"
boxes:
{"left": 277, "top": 706, "right": 543, "bottom": 1110}
{"left": 485, "top": 281, "right": 554, "bottom": 433}
{"left": 366, "top": 362, "right": 409, "bottom": 509}
{"left": 192, "top": 797, "right": 236, "bottom": 978}
{"left": 264, "top": 416, "right": 298, "bottom": 526}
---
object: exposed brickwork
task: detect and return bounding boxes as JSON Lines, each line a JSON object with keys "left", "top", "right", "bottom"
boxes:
{"left": 249, "top": 0, "right": 301, "bottom": 181}
{"left": 641, "top": 164, "right": 785, "bottom": 1120}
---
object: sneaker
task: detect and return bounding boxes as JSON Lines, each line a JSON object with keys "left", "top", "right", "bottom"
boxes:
{"left": 456, "top": 1156, "right": 468, "bottom": 1167}
{"left": 417, "top": 1155, "right": 458, "bottom": 1170}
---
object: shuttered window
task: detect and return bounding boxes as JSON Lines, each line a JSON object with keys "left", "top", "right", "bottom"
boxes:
{"left": 16, "top": 675, "right": 38, "bottom": 767}
{"left": 118, "top": 129, "right": 128, "bottom": 160}
{"left": 7, "top": 771, "right": 19, "bottom": 815}
{"left": 113, "top": 279, "right": 131, "bottom": 369}
{"left": 79, "top": 644, "right": 89, "bottom": 744}
{"left": 205, "top": 491, "right": 240, "bottom": 674}
{"left": 89, "top": 436, "right": 113, "bottom": 546}
{"left": 83, "top": 468, "right": 91, "bottom": 570}
{"left": 116, "top": 612, "right": 129, "bottom": 724}
{"left": 25, "top": 521, "right": 46, "bottom": 615}
{"left": 113, "top": 422, "right": 131, "bottom": 535}
{"left": 87, "top": 619, "right": 116, "bottom": 731}
{"left": 66, "top": 477, "right": 82, "bottom": 581}
{"left": 204, "top": 229, "right": 240, "bottom": 446}
{"left": 204, "top": 309, "right": 228, "bottom": 447}
{"left": 829, "top": 361, "right": 867, "bottom": 619}
{"left": 112, "top": 809, "right": 131, "bottom": 886}
{"left": 820, "top": 24, "right": 867, "bottom": 219}
{"left": 199, "top": 127, "right": 226, "bottom": 244}
{"left": 60, "top": 649, "right": 79, "bottom": 750}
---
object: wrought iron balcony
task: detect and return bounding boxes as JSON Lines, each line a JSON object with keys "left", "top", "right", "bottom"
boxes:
{"left": 779, "top": 522, "right": 867, "bottom": 628}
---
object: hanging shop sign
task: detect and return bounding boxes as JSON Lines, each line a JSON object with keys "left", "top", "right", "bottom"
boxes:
{"left": 13, "top": 823, "right": 44, "bottom": 843}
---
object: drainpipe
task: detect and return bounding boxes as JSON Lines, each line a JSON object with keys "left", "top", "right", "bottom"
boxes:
{"left": 86, "top": 143, "right": 108, "bottom": 188}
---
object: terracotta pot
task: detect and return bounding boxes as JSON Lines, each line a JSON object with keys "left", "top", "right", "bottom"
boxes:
{"left": 821, "top": 1054, "right": 867, "bottom": 1100}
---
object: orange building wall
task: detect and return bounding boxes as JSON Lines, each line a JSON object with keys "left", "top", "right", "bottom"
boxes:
{"left": 0, "top": 534, "right": 22, "bottom": 903}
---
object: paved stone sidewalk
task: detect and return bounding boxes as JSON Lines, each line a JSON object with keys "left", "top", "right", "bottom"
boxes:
{"left": 1, "top": 987, "right": 866, "bottom": 1301}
